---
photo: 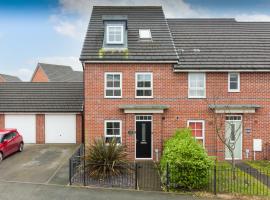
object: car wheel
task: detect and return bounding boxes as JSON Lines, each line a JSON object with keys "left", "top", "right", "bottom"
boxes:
{"left": 0, "top": 152, "right": 3, "bottom": 163}
{"left": 19, "top": 143, "right": 24, "bottom": 152}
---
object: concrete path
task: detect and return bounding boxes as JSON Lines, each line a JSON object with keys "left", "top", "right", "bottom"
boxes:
{"left": 236, "top": 162, "right": 270, "bottom": 188}
{"left": 0, "top": 181, "right": 213, "bottom": 200}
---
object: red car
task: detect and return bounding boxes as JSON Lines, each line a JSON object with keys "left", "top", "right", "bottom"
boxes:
{"left": 0, "top": 129, "right": 24, "bottom": 163}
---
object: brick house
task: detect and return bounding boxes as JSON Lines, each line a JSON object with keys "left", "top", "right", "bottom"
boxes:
{"left": 80, "top": 6, "right": 270, "bottom": 161}
{"left": 31, "top": 63, "right": 83, "bottom": 82}
{"left": 0, "top": 74, "right": 21, "bottom": 82}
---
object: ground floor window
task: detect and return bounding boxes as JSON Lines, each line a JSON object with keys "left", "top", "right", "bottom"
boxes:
{"left": 104, "top": 120, "right": 122, "bottom": 144}
{"left": 187, "top": 120, "right": 205, "bottom": 146}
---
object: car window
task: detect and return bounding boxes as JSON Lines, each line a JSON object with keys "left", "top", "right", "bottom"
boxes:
{"left": 0, "top": 135, "right": 3, "bottom": 143}
{"left": 3, "top": 133, "right": 13, "bottom": 141}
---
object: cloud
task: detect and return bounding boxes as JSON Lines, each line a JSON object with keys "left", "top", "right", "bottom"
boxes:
{"left": 50, "top": 15, "right": 86, "bottom": 40}
{"left": 36, "top": 56, "right": 82, "bottom": 71}
{"left": 1, "top": 68, "right": 33, "bottom": 81}
{"left": 58, "top": 0, "right": 208, "bottom": 18}
{"left": 235, "top": 14, "right": 270, "bottom": 22}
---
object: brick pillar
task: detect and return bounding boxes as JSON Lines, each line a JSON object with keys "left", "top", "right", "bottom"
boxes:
{"left": 76, "top": 114, "right": 82, "bottom": 144}
{"left": 0, "top": 114, "right": 4, "bottom": 129}
{"left": 36, "top": 114, "right": 45, "bottom": 144}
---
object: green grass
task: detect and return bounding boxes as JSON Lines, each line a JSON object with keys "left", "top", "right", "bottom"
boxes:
{"left": 211, "top": 161, "right": 270, "bottom": 196}
{"left": 245, "top": 160, "right": 270, "bottom": 176}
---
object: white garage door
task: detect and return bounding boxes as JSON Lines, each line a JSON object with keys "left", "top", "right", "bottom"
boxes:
{"left": 45, "top": 114, "right": 76, "bottom": 144}
{"left": 5, "top": 114, "right": 36, "bottom": 143}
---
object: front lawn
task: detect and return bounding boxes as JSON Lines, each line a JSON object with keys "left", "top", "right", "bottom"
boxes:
{"left": 212, "top": 161, "right": 270, "bottom": 196}
{"left": 245, "top": 160, "right": 270, "bottom": 176}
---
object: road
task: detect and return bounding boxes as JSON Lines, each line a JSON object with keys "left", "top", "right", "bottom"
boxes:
{"left": 0, "top": 181, "right": 212, "bottom": 200}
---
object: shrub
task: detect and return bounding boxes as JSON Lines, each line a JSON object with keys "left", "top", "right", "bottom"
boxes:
{"left": 85, "top": 137, "right": 129, "bottom": 179}
{"left": 160, "top": 128, "right": 213, "bottom": 190}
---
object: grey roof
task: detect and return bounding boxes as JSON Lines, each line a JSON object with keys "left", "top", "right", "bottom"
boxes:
{"left": 37, "top": 63, "right": 83, "bottom": 82}
{"left": 119, "top": 104, "right": 169, "bottom": 110}
{"left": 0, "top": 74, "right": 22, "bottom": 82}
{"left": 167, "top": 19, "right": 270, "bottom": 70}
{"left": 80, "top": 6, "right": 178, "bottom": 62}
{"left": 0, "top": 83, "right": 83, "bottom": 112}
{"left": 209, "top": 104, "right": 261, "bottom": 109}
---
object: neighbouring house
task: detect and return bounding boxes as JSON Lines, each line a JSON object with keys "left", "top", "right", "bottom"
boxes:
{"left": 0, "top": 82, "right": 83, "bottom": 144}
{"left": 80, "top": 6, "right": 270, "bottom": 161}
{"left": 0, "top": 74, "right": 21, "bottom": 82}
{"left": 31, "top": 63, "right": 83, "bottom": 82}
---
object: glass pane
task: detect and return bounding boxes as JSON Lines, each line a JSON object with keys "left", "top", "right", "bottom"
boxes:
{"left": 230, "top": 74, "right": 238, "bottom": 82}
{"left": 196, "top": 139, "right": 204, "bottom": 146}
{"left": 144, "top": 90, "right": 152, "bottom": 96}
{"left": 113, "top": 129, "right": 120, "bottom": 136}
{"left": 115, "top": 35, "right": 121, "bottom": 42}
{"left": 137, "top": 81, "right": 144, "bottom": 88}
{"left": 195, "top": 130, "right": 203, "bottom": 137}
{"left": 189, "top": 122, "right": 196, "bottom": 129}
{"left": 137, "top": 90, "right": 143, "bottom": 96}
{"left": 114, "top": 90, "right": 121, "bottom": 96}
{"left": 113, "top": 122, "right": 120, "bottom": 128}
{"left": 137, "top": 75, "right": 144, "bottom": 81}
{"left": 144, "top": 74, "right": 151, "bottom": 81}
{"left": 230, "top": 82, "right": 237, "bottom": 90}
{"left": 114, "top": 81, "right": 120, "bottom": 88}
{"left": 109, "top": 35, "right": 114, "bottom": 42}
{"left": 196, "top": 122, "right": 203, "bottom": 129}
{"left": 114, "top": 75, "right": 120, "bottom": 81}
{"left": 107, "top": 129, "right": 113, "bottom": 135}
{"left": 107, "top": 81, "right": 113, "bottom": 88}
{"left": 197, "top": 89, "right": 205, "bottom": 97}
{"left": 107, "top": 74, "right": 113, "bottom": 81}
{"left": 144, "top": 81, "right": 151, "bottom": 88}
{"left": 230, "top": 124, "right": 236, "bottom": 141}
{"left": 189, "top": 89, "right": 196, "bottom": 97}
{"left": 107, "top": 122, "right": 113, "bottom": 128}
{"left": 106, "top": 90, "right": 113, "bottom": 96}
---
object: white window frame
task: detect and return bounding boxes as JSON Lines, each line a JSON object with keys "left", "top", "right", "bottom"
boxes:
{"left": 187, "top": 120, "right": 205, "bottom": 147}
{"left": 104, "top": 72, "right": 122, "bottom": 98}
{"left": 139, "top": 29, "right": 152, "bottom": 40}
{"left": 228, "top": 72, "right": 240, "bottom": 92}
{"left": 104, "top": 120, "right": 122, "bottom": 144}
{"left": 135, "top": 72, "right": 153, "bottom": 98}
{"left": 106, "top": 25, "right": 124, "bottom": 44}
{"left": 188, "top": 73, "right": 206, "bottom": 98}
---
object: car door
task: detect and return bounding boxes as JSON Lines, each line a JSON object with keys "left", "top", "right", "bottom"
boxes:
{"left": 8, "top": 132, "right": 18, "bottom": 154}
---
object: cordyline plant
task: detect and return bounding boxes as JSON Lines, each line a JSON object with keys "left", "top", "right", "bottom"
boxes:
{"left": 85, "top": 137, "right": 130, "bottom": 179}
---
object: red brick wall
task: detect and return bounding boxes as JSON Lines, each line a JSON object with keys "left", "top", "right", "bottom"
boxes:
{"left": 0, "top": 76, "right": 5, "bottom": 82}
{"left": 36, "top": 114, "right": 45, "bottom": 144}
{"left": 31, "top": 67, "right": 49, "bottom": 82}
{"left": 0, "top": 114, "right": 4, "bottom": 129}
{"left": 84, "top": 63, "right": 270, "bottom": 161}
{"left": 76, "top": 114, "right": 82, "bottom": 144}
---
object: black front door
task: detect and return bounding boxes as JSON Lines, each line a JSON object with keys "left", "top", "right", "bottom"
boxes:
{"left": 136, "top": 120, "right": 152, "bottom": 159}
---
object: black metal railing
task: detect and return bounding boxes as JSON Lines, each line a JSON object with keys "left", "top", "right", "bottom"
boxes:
{"left": 70, "top": 155, "right": 270, "bottom": 196}
{"left": 69, "top": 144, "right": 84, "bottom": 185}
{"left": 166, "top": 164, "right": 270, "bottom": 196}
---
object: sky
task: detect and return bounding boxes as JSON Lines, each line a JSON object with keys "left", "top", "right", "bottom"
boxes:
{"left": 0, "top": 0, "right": 270, "bottom": 81}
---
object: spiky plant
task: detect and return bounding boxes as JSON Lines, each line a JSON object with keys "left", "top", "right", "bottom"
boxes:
{"left": 85, "top": 137, "right": 130, "bottom": 179}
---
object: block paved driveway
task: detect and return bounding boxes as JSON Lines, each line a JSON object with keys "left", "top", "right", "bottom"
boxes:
{"left": 0, "top": 144, "right": 78, "bottom": 185}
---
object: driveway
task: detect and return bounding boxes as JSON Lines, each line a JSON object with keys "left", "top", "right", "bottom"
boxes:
{"left": 0, "top": 144, "right": 78, "bottom": 184}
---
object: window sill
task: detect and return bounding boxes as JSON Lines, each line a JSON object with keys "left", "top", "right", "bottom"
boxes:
{"left": 188, "top": 96, "right": 206, "bottom": 99}
{"left": 104, "top": 96, "right": 122, "bottom": 99}
{"left": 228, "top": 90, "right": 240, "bottom": 93}
{"left": 135, "top": 96, "right": 154, "bottom": 99}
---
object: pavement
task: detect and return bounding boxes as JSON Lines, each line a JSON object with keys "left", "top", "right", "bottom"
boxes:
{"left": 0, "top": 144, "right": 78, "bottom": 184}
{"left": 0, "top": 181, "right": 212, "bottom": 200}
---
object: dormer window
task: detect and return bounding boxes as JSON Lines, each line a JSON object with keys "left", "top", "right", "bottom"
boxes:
{"left": 139, "top": 29, "right": 152, "bottom": 40}
{"left": 106, "top": 24, "right": 124, "bottom": 44}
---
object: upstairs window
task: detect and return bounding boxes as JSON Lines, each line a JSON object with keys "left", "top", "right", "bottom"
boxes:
{"left": 188, "top": 73, "right": 206, "bottom": 98}
{"left": 104, "top": 120, "right": 122, "bottom": 144}
{"left": 228, "top": 73, "right": 240, "bottom": 92}
{"left": 187, "top": 120, "right": 205, "bottom": 146}
{"left": 105, "top": 72, "right": 122, "bottom": 98}
{"left": 139, "top": 29, "right": 152, "bottom": 40}
{"left": 106, "top": 25, "right": 124, "bottom": 44}
{"left": 136, "top": 73, "right": 153, "bottom": 98}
